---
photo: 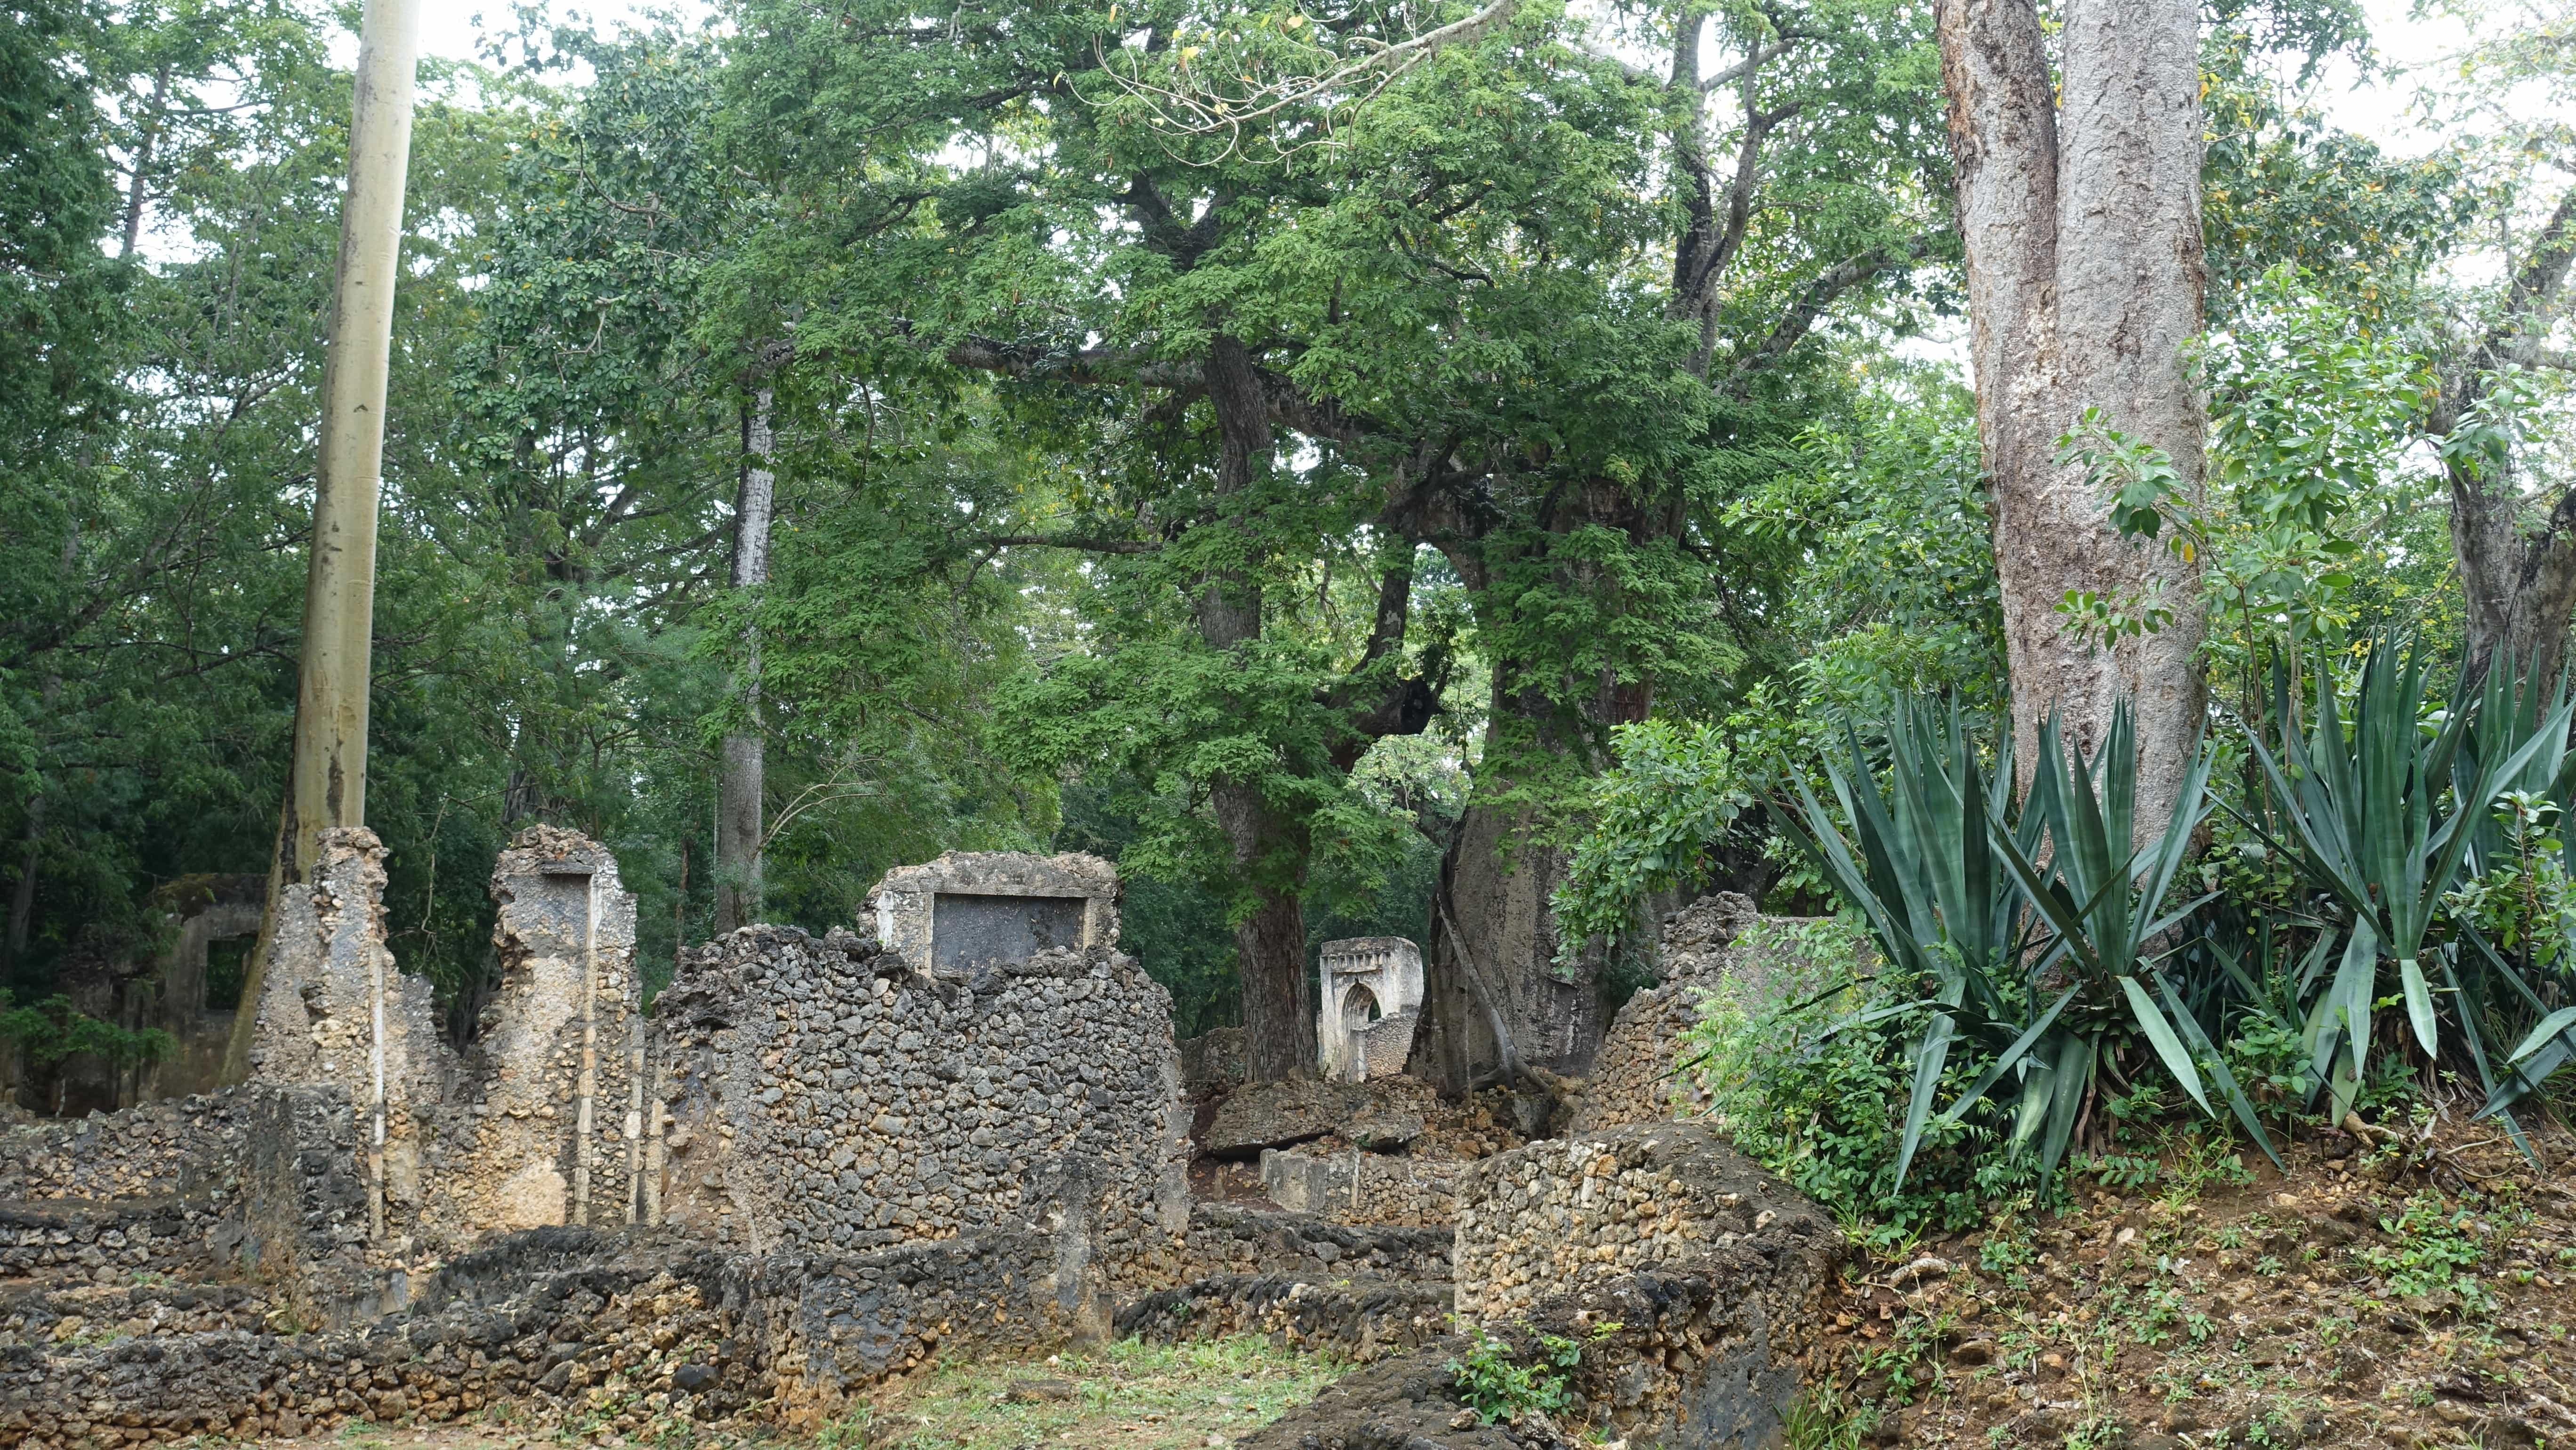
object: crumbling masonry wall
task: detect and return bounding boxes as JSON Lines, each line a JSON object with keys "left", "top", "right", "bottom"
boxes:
{"left": 649, "top": 922, "right": 1190, "bottom": 1315}
{"left": 1237, "top": 1123, "right": 1843, "bottom": 1450}
{"left": 245, "top": 828, "right": 448, "bottom": 1245}
{"left": 1453, "top": 1123, "right": 1834, "bottom": 1320}
{"left": 430, "top": 827, "right": 644, "bottom": 1235}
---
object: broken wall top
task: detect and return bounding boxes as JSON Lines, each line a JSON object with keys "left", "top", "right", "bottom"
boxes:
{"left": 869, "top": 851, "right": 1120, "bottom": 973}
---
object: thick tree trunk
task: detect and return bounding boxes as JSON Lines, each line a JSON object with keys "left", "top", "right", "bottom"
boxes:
{"left": 714, "top": 387, "right": 776, "bottom": 936}
{"left": 1412, "top": 798, "right": 1596, "bottom": 1094}
{"left": 1199, "top": 335, "right": 1319, "bottom": 1083}
{"left": 4, "top": 792, "right": 41, "bottom": 966}
{"left": 1940, "top": 0, "right": 2207, "bottom": 826}
{"left": 2441, "top": 193, "right": 2576, "bottom": 688}
{"left": 1409, "top": 662, "right": 1634, "bottom": 1096}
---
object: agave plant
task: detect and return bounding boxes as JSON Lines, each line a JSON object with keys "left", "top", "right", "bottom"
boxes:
{"left": 1779, "top": 699, "right": 2259, "bottom": 1190}
{"left": 1772, "top": 699, "right": 2038, "bottom": 1187}
{"left": 2241, "top": 641, "right": 2575, "bottom": 1123}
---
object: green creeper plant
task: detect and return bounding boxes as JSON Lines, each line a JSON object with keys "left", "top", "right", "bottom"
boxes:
{"left": 1551, "top": 720, "right": 1752, "bottom": 961}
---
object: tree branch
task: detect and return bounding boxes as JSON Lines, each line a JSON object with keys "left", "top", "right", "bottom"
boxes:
{"left": 978, "top": 534, "right": 1163, "bottom": 554}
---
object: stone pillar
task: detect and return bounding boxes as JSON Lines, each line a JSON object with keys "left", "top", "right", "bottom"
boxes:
{"left": 245, "top": 827, "right": 443, "bottom": 1241}
{"left": 446, "top": 826, "right": 642, "bottom": 1230}
{"left": 1316, "top": 937, "right": 1424, "bottom": 1083}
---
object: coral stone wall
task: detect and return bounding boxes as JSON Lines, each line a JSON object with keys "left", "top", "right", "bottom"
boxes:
{"left": 0, "top": 1091, "right": 247, "bottom": 1203}
{"left": 1453, "top": 1123, "right": 1836, "bottom": 1320}
{"left": 652, "top": 925, "right": 1189, "bottom": 1288}
{"left": 0, "top": 1225, "right": 1112, "bottom": 1445}
{"left": 1568, "top": 894, "right": 1755, "bottom": 1134}
{"left": 434, "top": 827, "right": 644, "bottom": 1235}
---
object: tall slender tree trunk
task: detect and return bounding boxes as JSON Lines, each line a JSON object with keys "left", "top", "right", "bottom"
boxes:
{"left": 714, "top": 387, "right": 776, "bottom": 936}
{"left": 1200, "top": 335, "right": 1318, "bottom": 1083}
{"left": 223, "top": 0, "right": 422, "bottom": 1083}
{"left": 4, "top": 792, "right": 43, "bottom": 967}
{"left": 1939, "top": 0, "right": 2207, "bottom": 825}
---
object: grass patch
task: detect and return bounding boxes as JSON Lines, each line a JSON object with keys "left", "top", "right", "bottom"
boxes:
{"left": 845, "top": 1335, "right": 1345, "bottom": 1450}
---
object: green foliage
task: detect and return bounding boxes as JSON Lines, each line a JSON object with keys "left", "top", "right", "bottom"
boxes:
{"left": 1446, "top": 1322, "right": 1616, "bottom": 1425}
{"left": 2358, "top": 1196, "right": 2493, "bottom": 1313}
{"left": 0, "top": 992, "right": 173, "bottom": 1071}
{"left": 2444, "top": 791, "right": 2576, "bottom": 973}
{"left": 1773, "top": 696, "right": 2265, "bottom": 1198}
{"left": 1551, "top": 721, "right": 1751, "bottom": 958}
{"left": 1682, "top": 920, "right": 2046, "bottom": 1241}
{"left": 2239, "top": 641, "right": 2576, "bottom": 1127}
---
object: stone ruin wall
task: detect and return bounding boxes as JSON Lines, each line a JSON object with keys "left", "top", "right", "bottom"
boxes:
{"left": 437, "top": 827, "right": 644, "bottom": 1236}
{"left": 230, "top": 824, "right": 647, "bottom": 1313}
{"left": 0, "top": 845, "right": 1219, "bottom": 1443}
{"left": 1568, "top": 893, "right": 1857, "bottom": 1135}
{"left": 0, "top": 1093, "right": 247, "bottom": 1206}
{"left": 650, "top": 920, "right": 1190, "bottom": 1301}
{"left": 1453, "top": 1122, "right": 1835, "bottom": 1319}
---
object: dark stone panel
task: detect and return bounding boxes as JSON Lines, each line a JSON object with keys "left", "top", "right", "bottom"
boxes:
{"left": 931, "top": 893, "right": 1087, "bottom": 969}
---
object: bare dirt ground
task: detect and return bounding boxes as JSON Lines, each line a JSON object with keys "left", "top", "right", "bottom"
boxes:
{"left": 1807, "top": 1114, "right": 2576, "bottom": 1448}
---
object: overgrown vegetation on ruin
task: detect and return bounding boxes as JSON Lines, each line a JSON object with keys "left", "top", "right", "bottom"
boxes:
{"left": 12, "top": 0, "right": 2576, "bottom": 1440}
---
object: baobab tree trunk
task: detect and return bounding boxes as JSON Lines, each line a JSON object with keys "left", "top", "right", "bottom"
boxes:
{"left": 2440, "top": 192, "right": 2576, "bottom": 688}
{"left": 1202, "top": 335, "right": 1319, "bottom": 1084}
{"left": 713, "top": 387, "right": 776, "bottom": 936}
{"left": 1939, "top": 0, "right": 2207, "bottom": 826}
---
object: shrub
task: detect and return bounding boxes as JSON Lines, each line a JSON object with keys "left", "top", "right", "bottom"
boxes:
{"left": 1681, "top": 918, "right": 2044, "bottom": 1242}
{"left": 1447, "top": 1323, "right": 1617, "bottom": 1425}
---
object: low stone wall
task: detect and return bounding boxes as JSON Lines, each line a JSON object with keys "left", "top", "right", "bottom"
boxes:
{"left": 1179, "top": 1201, "right": 1454, "bottom": 1283}
{"left": 0, "top": 1199, "right": 229, "bottom": 1285}
{"left": 1454, "top": 1123, "right": 1835, "bottom": 1319}
{"left": 0, "top": 1092, "right": 248, "bottom": 1204}
{"left": 1238, "top": 1124, "right": 1844, "bottom": 1450}
{"left": 0, "top": 1220, "right": 1126, "bottom": 1445}
{"left": 0, "top": 1278, "right": 280, "bottom": 1343}
{"left": 652, "top": 924, "right": 1188, "bottom": 1297}
{"left": 1116, "top": 1273, "right": 1453, "bottom": 1362}
{"left": 1242, "top": 1260, "right": 1844, "bottom": 1450}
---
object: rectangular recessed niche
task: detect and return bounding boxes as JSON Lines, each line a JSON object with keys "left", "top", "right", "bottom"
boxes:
{"left": 931, "top": 893, "right": 1087, "bottom": 970}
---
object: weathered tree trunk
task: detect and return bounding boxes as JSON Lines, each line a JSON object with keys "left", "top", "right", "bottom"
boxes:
{"left": 1409, "top": 660, "right": 1640, "bottom": 1096}
{"left": 2440, "top": 193, "right": 2576, "bottom": 687}
{"left": 1201, "top": 335, "right": 1319, "bottom": 1083}
{"left": 1939, "top": 0, "right": 2208, "bottom": 825}
{"left": 4, "top": 792, "right": 42, "bottom": 967}
{"left": 714, "top": 387, "right": 776, "bottom": 936}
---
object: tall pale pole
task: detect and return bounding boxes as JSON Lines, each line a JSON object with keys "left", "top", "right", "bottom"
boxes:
{"left": 223, "top": 0, "right": 422, "bottom": 1082}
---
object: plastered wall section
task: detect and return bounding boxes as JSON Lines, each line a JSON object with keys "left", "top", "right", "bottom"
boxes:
{"left": 430, "top": 825, "right": 643, "bottom": 1235}
{"left": 869, "top": 852, "right": 1120, "bottom": 971}
{"left": 244, "top": 828, "right": 447, "bottom": 1238}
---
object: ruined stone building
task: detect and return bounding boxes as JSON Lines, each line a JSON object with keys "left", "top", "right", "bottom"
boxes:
{"left": 2, "top": 827, "right": 1842, "bottom": 1450}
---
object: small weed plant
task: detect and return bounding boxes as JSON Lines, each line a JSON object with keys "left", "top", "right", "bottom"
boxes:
{"left": 1448, "top": 1323, "right": 1619, "bottom": 1424}
{"left": 2359, "top": 1195, "right": 2492, "bottom": 1313}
